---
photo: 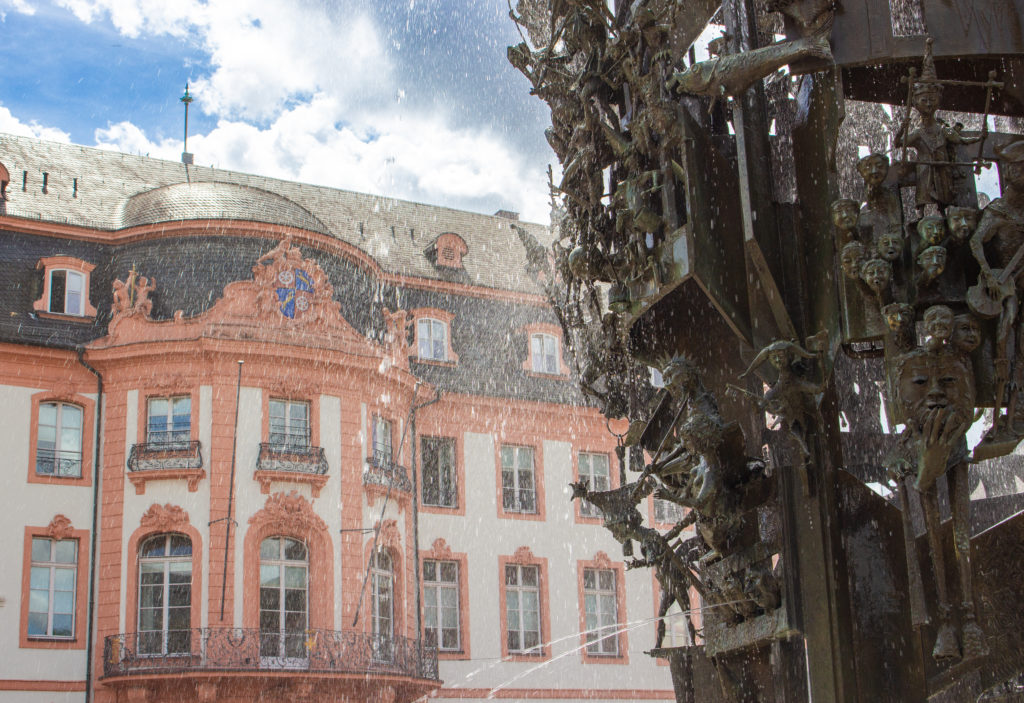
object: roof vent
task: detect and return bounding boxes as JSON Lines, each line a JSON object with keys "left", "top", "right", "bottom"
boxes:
{"left": 494, "top": 209, "right": 519, "bottom": 220}
{"left": 425, "top": 232, "right": 468, "bottom": 270}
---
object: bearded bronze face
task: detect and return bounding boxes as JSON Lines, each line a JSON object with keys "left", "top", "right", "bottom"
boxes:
{"left": 895, "top": 349, "right": 975, "bottom": 430}
{"left": 917, "top": 216, "right": 947, "bottom": 247}
{"left": 917, "top": 245, "right": 947, "bottom": 280}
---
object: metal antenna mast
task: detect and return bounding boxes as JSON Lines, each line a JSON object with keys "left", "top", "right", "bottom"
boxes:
{"left": 180, "top": 83, "right": 194, "bottom": 165}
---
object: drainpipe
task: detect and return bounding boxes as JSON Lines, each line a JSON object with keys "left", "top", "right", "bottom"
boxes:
{"left": 409, "top": 388, "right": 441, "bottom": 670}
{"left": 77, "top": 347, "right": 102, "bottom": 703}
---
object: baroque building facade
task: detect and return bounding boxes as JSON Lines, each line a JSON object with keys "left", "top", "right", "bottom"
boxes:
{"left": 0, "top": 134, "right": 679, "bottom": 702}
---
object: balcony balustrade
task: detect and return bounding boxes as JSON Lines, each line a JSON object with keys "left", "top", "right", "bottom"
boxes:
{"left": 255, "top": 439, "right": 329, "bottom": 496}
{"left": 364, "top": 449, "right": 412, "bottom": 493}
{"left": 36, "top": 447, "right": 83, "bottom": 478}
{"left": 126, "top": 440, "right": 204, "bottom": 494}
{"left": 102, "top": 629, "right": 438, "bottom": 681}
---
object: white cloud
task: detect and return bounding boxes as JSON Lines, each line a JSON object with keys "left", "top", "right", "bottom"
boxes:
{"left": 45, "top": 0, "right": 550, "bottom": 221}
{"left": 0, "top": 104, "right": 71, "bottom": 142}
{"left": 1, "top": 0, "right": 36, "bottom": 16}
{"left": 92, "top": 99, "right": 551, "bottom": 222}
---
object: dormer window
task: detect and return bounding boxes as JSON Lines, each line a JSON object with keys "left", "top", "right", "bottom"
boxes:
{"left": 531, "top": 334, "right": 558, "bottom": 375}
{"left": 520, "top": 323, "right": 566, "bottom": 377}
{"left": 49, "top": 270, "right": 84, "bottom": 315}
{"left": 411, "top": 308, "right": 458, "bottom": 365}
{"left": 418, "top": 318, "right": 448, "bottom": 361}
{"left": 0, "top": 162, "right": 9, "bottom": 201}
{"left": 33, "top": 257, "right": 97, "bottom": 320}
{"left": 426, "top": 233, "right": 468, "bottom": 270}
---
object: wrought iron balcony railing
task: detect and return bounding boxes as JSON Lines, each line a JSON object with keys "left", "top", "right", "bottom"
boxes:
{"left": 257, "top": 442, "right": 328, "bottom": 474}
{"left": 36, "top": 448, "right": 83, "bottom": 478}
{"left": 127, "top": 441, "right": 203, "bottom": 472}
{"left": 103, "top": 629, "right": 438, "bottom": 681}
{"left": 364, "top": 449, "right": 412, "bottom": 493}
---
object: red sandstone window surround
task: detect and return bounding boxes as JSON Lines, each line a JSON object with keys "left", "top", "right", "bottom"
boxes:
{"left": 33, "top": 256, "right": 97, "bottom": 320}
{"left": 420, "top": 538, "right": 470, "bottom": 660}
{"left": 20, "top": 517, "right": 89, "bottom": 650}
{"left": 411, "top": 307, "right": 458, "bottom": 365}
{"left": 577, "top": 554, "right": 629, "bottom": 664}
{"left": 519, "top": 322, "right": 569, "bottom": 378}
{"left": 28, "top": 390, "right": 95, "bottom": 488}
{"left": 498, "top": 547, "right": 550, "bottom": 661}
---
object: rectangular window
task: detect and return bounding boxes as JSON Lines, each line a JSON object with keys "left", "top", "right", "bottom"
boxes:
{"left": 48, "top": 270, "right": 84, "bottom": 315}
{"left": 578, "top": 453, "right": 610, "bottom": 518}
{"left": 28, "top": 538, "right": 77, "bottom": 639}
{"left": 531, "top": 333, "right": 558, "bottom": 374}
{"left": 147, "top": 396, "right": 191, "bottom": 446}
{"left": 423, "top": 559, "right": 460, "bottom": 651}
{"left": 373, "top": 416, "right": 393, "bottom": 463}
{"left": 418, "top": 318, "right": 448, "bottom": 361}
{"left": 422, "top": 437, "right": 456, "bottom": 508}
{"left": 504, "top": 564, "right": 541, "bottom": 654}
{"left": 501, "top": 445, "right": 536, "bottom": 514}
{"left": 654, "top": 498, "right": 684, "bottom": 523}
{"left": 583, "top": 568, "right": 618, "bottom": 655}
{"left": 36, "top": 402, "right": 83, "bottom": 478}
{"left": 269, "top": 399, "right": 310, "bottom": 449}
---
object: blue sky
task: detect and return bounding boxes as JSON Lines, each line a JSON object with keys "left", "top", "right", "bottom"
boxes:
{"left": 0, "top": 0, "right": 555, "bottom": 222}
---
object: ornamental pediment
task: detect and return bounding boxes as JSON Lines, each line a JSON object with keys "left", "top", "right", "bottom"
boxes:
{"left": 93, "top": 237, "right": 380, "bottom": 356}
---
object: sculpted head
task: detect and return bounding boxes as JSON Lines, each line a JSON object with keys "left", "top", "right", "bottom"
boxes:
{"left": 923, "top": 305, "right": 954, "bottom": 344}
{"left": 882, "top": 302, "right": 915, "bottom": 335}
{"left": 876, "top": 229, "right": 904, "bottom": 262}
{"left": 840, "top": 241, "right": 866, "bottom": 279}
{"left": 917, "top": 216, "right": 947, "bottom": 247}
{"left": 830, "top": 199, "right": 860, "bottom": 231}
{"left": 952, "top": 313, "right": 981, "bottom": 353}
{"left": 917, "top": 245, "right": 947, "bottom": 280}
{"left": 861, "top": 258, "right": 893, "bottom": 295}
{"left": 857, "top": 153, "right": 890, "bottom": 187}
{"left": 946, "top": 207, "right": 979, "bottom": 244}
{"left": 996, "top": 140, "right": 1024, "bottom": 191}
{"left": 894, "top": 347, "right": 974, "bottom": 430}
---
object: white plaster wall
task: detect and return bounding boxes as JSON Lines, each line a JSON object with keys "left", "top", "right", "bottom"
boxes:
{"left": 0, "top": 384, "right": 91, "bottom": 682}
{"left": 419, "top": 431, "right": 673, "bottom": 697}
{"left": 320, "top": 394, "right": 344, "bottom": 632}
{"left": 0, "top": 692, "right": 86, "bottom": 703}
{"left": 232, "top": 385, "right": 266, "bottom": 626}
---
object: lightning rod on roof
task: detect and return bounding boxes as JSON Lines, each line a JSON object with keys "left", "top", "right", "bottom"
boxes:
{"left": 180, "top": 83, "right": 195, "bottom": 165}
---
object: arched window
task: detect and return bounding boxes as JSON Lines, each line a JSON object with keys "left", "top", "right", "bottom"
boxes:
{"left": 36, "top": 402, "right": 83, "bottom": 478}
{"left": 259, "top": 536, "right": 308, "bottom": 664}
{"left": 138, "top": 534, "right": 192, "bottom": 655}
{"left": 370, "top": 549, "right": 394, "bottom": 658}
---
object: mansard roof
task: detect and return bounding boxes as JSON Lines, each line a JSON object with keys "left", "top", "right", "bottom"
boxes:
{"left": 0, "top": 132, "right": 550, "bottom": 294}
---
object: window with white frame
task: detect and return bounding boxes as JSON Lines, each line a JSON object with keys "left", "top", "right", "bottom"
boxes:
{"left": 530, "top": 333, "right": 559, "bottom": 374}
{"left": 36, "top": 401, "right": 83, "bottom": 478}
{"left": 371, "top": 550, "right": 394, "bottom": 658}
{"left": 147, "top": 396, "right": 191, "bottom": 446}
{"left": 417, "top": 318, "right": 448, "bottom": 361}
{"left": 504, "top": 563, "right": 541, "bottom": 654}
{"left": 583, "top": 567, "right": 619, "bottom": 655}
{"left": 422, "top": 437, "right": 456, "bottom": 508}
{"left": 28, "top": 537, "right": 77, "bottom": 639}
{"left": 577, "top": 452, "right": 610, "bottom": 518}
{"left": 423, "top": 559, "right": 459, "bottom": 651}
{"left": 501, "top": 445, "right": 536, "bottom": 514}
{"left": 269, "top": 399, "right": 310, "bottom": 449}
{"left": 259, "top": 536, "right": 308, "bottom": 661}
{"left": 654, "top": 497, "right": 685, "bottom": 523}
{"left": 47, "top": 269, "right": 85, "bottom": 315}
{"left": 373, "top": 415, "right": 393, "bottom": 464}
{"left": 138, "top": 534, "right": 192, "bottom": 655}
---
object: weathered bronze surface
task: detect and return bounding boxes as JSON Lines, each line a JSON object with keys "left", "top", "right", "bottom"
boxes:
{"left": 509, "top": 0, "right": 1024, "bottom": 699}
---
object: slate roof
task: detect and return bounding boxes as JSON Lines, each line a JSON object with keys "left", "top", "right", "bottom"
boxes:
{"left": 0, "top": 132, "right": 551, "bottom": 294}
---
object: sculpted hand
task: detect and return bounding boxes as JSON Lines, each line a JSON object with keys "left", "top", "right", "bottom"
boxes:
{"left": 916, "top": 407, "right": 969, "bottom": 491}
